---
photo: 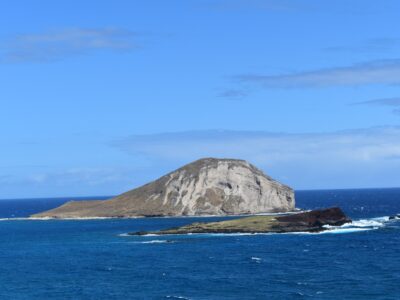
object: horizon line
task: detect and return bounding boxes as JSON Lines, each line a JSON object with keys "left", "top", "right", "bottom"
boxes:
{"left": 1, "top": 186, "right": 400, "bottom": 201}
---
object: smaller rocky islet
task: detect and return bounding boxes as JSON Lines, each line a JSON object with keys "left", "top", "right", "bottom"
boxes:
{"left": 130, "top": 207, "right": 352, "bottom": 235}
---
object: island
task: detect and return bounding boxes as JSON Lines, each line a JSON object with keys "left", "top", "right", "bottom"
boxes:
{"left": 31, "top": 158, "right": 295, "bottom": 218}
{"left": 130, "top": 207, "right": 352, "bottom": 235}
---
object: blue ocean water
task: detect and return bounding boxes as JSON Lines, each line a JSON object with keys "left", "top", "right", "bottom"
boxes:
{"left": 0, "top": 189, "right": 399, "bottom": 299}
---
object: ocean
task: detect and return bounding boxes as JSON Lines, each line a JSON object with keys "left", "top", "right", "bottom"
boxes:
{"left": 0, "top": 188, "right": 399, "bottom": 299}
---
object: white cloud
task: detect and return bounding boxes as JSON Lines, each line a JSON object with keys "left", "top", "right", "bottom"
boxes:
{"left": 3, "top": 127, "right": 399, "bottom": 196}
{"left": 0, "top": 166, "right": 158, "bottom": 199}
{"left": 115, "top": 128, "right": 400, "bottom": 162}
{"left": 0, "top": 168, "right": 130, "bottom": 187}
{"left": 113, "top": 127, "right": 400, "bottom": 189}
{"left": 29, "top": 168, "right": 129, "bottom": 186}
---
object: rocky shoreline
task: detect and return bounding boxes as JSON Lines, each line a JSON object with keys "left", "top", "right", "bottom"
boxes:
{"left": 129, "top": 207, "right": 352, "bottom": 235}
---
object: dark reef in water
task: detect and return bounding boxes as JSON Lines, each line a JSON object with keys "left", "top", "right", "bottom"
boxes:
{"left": 130, "top": 207, "right": 351, "bottom": 235}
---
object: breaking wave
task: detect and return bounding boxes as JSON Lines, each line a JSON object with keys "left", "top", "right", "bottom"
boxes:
{"left": 317, "top": 215, "right": 398, "bottom": 234}
{"left": 0, "top": 217, "right": 31, "bottom": 221}
{"left": 118, "top": 233, "right": 130, "bottom": 237}
{"left": 165, "top": 296, "right": 191, "bottom": 300}
{"left": 134, "top": 240, "right": 173, "bottom": 244}
{"left": 251, "top": 257, "right": 262, "bottom": 262}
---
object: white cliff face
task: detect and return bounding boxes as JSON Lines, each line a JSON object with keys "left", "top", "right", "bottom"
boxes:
{"left": 31, "top": 158, "right": 295, "bottom": 218}
{"left": 149, "top": 159, "right": 294, "bottom": 215}
{"left": 106, "top": 158, "right": 295, "bottom": 216}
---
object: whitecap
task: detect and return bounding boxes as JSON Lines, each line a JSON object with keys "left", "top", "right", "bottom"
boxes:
{"left": 318, "top": 215, "right": 394, "bottom": 234}
{"left": 251, "top": 257, "right": 262, "bottom": 261}
{"left": 122, "top": 233, "right": 161, "bottom": 237}
{"left": 342, "top": 219, "right": 386, "bottom": 228}
{"left": 285, "top": 227, "right": 377, "bottom": 235}
{"left": 322, "top": 227, "right": 377, "bottom": 234}
{"left": 134, "top": 240, "right": 173, "bottom": 244}
{"left": 118, "top": 233, "right": 130, "bottom": 237}
{"left": 372, "top": 216, "right": 391, "bottom": 222}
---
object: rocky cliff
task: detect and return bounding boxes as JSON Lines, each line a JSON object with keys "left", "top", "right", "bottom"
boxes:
{"left": 31, "top": 158, "right": 295, "bottom": 218}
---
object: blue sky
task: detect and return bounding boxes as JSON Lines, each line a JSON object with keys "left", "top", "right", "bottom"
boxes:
{"left": 1, "top": 0, "right": 400, "bottom": 198}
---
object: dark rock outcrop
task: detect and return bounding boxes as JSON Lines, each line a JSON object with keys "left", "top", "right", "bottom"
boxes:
{"left": 273, "top": 207, "right": 351, "bottom": 232}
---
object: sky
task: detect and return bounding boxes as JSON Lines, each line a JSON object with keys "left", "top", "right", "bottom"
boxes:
{"left": 1, "top": 0, "right": 400, "bottom": 198}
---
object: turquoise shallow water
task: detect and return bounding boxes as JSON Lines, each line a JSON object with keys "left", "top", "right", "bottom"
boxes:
{"left": 0, "top": 189, "right": 400, "bottom": 299}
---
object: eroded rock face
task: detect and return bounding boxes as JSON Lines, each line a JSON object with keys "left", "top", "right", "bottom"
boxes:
{"left": 31, "top": 158, "right": 295, "bottom": 218}
{"left": 273, "top": 207, "right": 351, "bottom": 232}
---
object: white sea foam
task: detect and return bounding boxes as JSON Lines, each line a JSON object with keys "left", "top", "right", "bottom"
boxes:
{"left": 322, "top": 227, "right": 376, "bottom": 234}
{"left": 118, "top": 233, "right": 161, "bottom": 237}
{"left": 341, "top": 219, "right": 385, "bottom": 228}
{"left": 284, "top": 231, "right": 322, "bottom": 235}
{"left": 118, "top": 233, "right": 130, "bottom": 237}
{"left": 285, "top": 216, "right": 390, "bottom": 235}
{"left": 317, "top": 215, "right": 396, "bottom": 234}
{"left": 251, "top": 257, "right": 262, "bottom": 261}
{"left": 134, "top": 240, "right": 173, "bottom": 244}
{"left": 373, "top": 216, "right": 391, "bottom": 222}
{"left": 0, "top": 217, "right": 32, "bottom": 221}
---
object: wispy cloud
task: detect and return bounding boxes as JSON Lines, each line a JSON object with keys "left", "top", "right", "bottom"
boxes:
{"left": 1, "top": 27, "right": 139, "bottom": 63}
{"left": 0, "top": 167, "right": 141, "bottom": 198}
{"left": 218, "top": 89, "right": 248, "bottom": 99}
{"left": 3, "top": 128, "right": 399, "bottom": 195}
{"left": 114, "top": 128, "right": 400, "bottom": 163}
{"left": 235, "top": 59, "right": 400, "bottom": 88}
{"left": 205, "top": 0, "right": 393, "bottom": 15}
{"left": 324, "top": 38, "right": 400, "bottom": 53}
{"left": 0, "top": 168, "right": 129, "bottom": 186}
{"left": 207, "top": 0, "right": 308, "bottom": 12}
{"left": 112, "top": 127, "right": 400, "bottom": 189}
{"left": 354, "top": 97, "right": 400, "bottom": 107}
{"left": 353, "top": 97, "right": 400, "bottom": 116}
